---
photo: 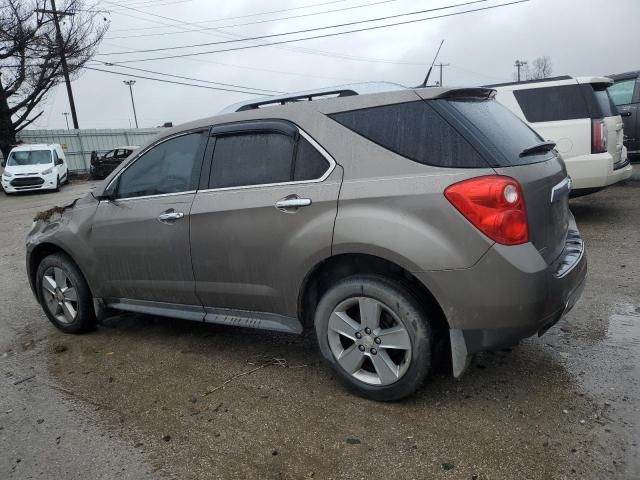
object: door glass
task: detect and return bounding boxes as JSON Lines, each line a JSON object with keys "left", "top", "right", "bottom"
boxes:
{"left": 607, "top": 79, "right": 635, "bottom": 106}
{"left": 116, "top": 132, "right": 205, "bottom": 199}
{"left": 294, "top": 137, "right": 330, "bottom": 181}
{"left": 210, "top": 132, "right": 294, "bottom": 188}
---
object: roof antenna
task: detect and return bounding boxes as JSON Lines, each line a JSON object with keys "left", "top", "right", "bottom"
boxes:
{"left": 419, "top": 40, "right": 444, "bottom": 88}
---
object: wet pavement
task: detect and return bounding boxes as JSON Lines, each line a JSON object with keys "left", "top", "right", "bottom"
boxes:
{"left": 0, "top": 172, "right": 638, "bottom": 479}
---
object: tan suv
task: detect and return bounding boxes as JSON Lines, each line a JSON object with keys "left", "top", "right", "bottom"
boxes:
{"left": 26, "top": 83, "right": 587, "bottom": 400}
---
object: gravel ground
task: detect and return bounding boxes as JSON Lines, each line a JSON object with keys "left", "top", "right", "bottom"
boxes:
{"left": 0, "top": 172, "right": 638, "bottom": 479}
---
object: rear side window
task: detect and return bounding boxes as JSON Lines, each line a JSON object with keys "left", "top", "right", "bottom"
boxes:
{"left": 447, "top": 98, "right": 548, "bottom": 166}
{"left": 329, "top": 101, "right": 487, "bottom": 168}
{"left": 608, "top": 78, "right": 636, "bottom": 106}
{"left": 294, "top": 137, "right": 330, "bottom": 181}
{"left": 514, "top": 85, "right": 588, "bottom": 122}
{"left": 210, "top": 133, "right": 294, "bottom": 188}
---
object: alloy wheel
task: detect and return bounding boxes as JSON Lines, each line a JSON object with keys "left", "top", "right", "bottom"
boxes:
{"left": 41, "top": 267, "right": 78, "bottom": 324}
{"left": 327, "top": 296, "right": 412, "bottom": 385}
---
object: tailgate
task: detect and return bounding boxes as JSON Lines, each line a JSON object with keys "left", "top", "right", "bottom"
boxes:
{"left": 494, "top": 155, "right": 570, "bottom": 264}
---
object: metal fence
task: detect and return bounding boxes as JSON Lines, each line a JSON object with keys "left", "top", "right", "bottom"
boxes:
{"left": 12, "top": 128, "right": 164, "bottom": 173}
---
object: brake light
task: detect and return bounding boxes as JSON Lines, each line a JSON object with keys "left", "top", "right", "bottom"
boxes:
{"left": 444, "top": 176, "right": 529, "bottom": 245}
{"left": 591, "top": 118, "right": 607, "bottom": 153}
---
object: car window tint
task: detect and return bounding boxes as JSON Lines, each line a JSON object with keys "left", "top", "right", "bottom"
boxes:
{"left": 513, "top": 85, "right": 589, "bottom": 122}
{"left": 592, "top": 85, "right": 617, "bottom": 117}
{"left": 329, "top": 101, "right": 486, "bottom": 168}
{"left": 294, "top": 137, "right": 330, "bottom": 181}
{"left": 117, "top": 133, "right": 204, "bottom": 199}
{"left": 448, "top": 98, "right": 548, "bottom": 166}
{"left": 210, "top": 132, "right": 295, "bottom": 188}
{"left": 608, "top": 79, "right": 635, "bottom": 106}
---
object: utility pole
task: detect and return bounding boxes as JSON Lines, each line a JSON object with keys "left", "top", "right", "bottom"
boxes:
{"left": 36, "top": 1, "right": 80, "bottom": 129}
{"left": 434, "top": 63, "right": 450, "bottom": 87}
{"left": 62, "top": 112, "right": 70, "bottom": 130}
{"left": 123, "top": 80, "right": 139, "bottom": 128}
{"left": 514, "top": 60, "right": 528, "bottom": 82}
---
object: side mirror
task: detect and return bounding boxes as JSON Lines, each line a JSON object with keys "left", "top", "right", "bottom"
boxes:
{"left": 55, "top": 158, "right": 64, "bottom": 166}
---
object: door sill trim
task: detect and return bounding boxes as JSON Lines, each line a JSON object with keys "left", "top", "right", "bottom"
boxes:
{"left": 101, "top": 298, "right": 303, "bottom": 334}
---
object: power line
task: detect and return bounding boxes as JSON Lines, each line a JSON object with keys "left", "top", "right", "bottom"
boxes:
{"left": 94, "top": 62, "right": 285, "bottom": 93}
{"left": 83, "top": 66, "right": 276, "bottom": 95}
{"left": 107, "top": 0, "right": 349, "bottom": 32}
{"left": 103, "top": 0, "right": 531, "bottom": 64}
{"left": 100, "top": 0, "right": 432, "bottom": 67}
{"left": 99, "top": 0, "right": 490, "bottom": 55}
{"left": 105, "top": 0, "right": 404, "bottom": 40}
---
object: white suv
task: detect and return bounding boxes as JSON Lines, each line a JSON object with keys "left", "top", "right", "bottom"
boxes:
{"left": 1, "top": 144, "right": 69, "bottom": 194}
{"left": 491, "top": 76, "right": 632, "bottom": 196}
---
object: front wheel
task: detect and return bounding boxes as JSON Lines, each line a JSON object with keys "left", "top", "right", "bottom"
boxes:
{"left": 314, "top": 275, "right": 433, "bottom": 401}
{"left": 36, "top": 253, "right": 96, "bottom": 333}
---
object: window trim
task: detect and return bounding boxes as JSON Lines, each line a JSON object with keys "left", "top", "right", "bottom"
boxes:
{"left": 199, "top": 124, "right": 336, "bottom": 194}
{"left": 103, "top": 128, "right": 210, "bottom": 201}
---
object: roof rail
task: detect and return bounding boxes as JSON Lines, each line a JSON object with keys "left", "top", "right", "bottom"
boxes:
{"left": 220, "top": 82, "right": 407, "bottom": 114}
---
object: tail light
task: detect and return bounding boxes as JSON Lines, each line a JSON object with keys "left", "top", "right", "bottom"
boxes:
{"left": 444, "top": 175, "right": 529, "bottom": 246}
{"left": 591, "top": 118, "right": 607, "bottom": 153}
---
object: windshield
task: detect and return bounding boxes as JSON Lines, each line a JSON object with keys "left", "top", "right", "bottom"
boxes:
{"left": 7, "top": 150, "right": 52, "bottom": 166}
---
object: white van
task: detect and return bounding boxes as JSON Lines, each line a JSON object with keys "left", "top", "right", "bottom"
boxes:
{"left": 1, "top": 144, "right": 69, "bottom": 194}
{"left": 491, "top": 76, "right": 632, "bottom": 196}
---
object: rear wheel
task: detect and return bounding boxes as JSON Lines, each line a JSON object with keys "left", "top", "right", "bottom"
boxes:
{"left": 36, "top": 253, "right": 95, "bottom": 333}
{"left": 314, "top": 275, "right": 433, "bottom": 401}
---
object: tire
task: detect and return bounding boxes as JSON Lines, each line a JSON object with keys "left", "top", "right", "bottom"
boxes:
{"left": 54, "top": 176, "right": 60, "bottom": 192}
{"left": 36, "top": 253, "right": 96, "bottom": 333}
{"left": 314, "top": 275, "right": 433, "bottom": 401}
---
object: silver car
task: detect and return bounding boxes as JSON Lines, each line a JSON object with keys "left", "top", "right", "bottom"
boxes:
{"left": 26, "top": 83, "right": 587, "bottom": 401}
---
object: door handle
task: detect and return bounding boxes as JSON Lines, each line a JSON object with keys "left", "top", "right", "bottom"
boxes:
{"left": 158, "top": 210, "right": 184, "bottom": 223}
{"left": 275, "top": 195, "right": 312, "bottom": 212}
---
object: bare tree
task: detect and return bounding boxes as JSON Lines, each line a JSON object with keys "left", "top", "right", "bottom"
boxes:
{"left": 528, "top": 56, "right": 553, "bottom": 80}
{"left": 0, "top": 0, "right": 108, "bottom": 158}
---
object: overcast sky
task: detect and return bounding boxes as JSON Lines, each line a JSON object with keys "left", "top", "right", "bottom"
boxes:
{"left": 32, "top": 0, "right": 640, "bottom": 130}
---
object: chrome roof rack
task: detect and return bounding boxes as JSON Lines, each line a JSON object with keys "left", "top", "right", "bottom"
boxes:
{"left": 220, "top": 82, "right": 407, "bottom": 114}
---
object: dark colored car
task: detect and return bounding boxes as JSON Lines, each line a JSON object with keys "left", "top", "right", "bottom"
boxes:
{"left": 26, "top": 83, "right": 586, "bottom": 401}
{"left": 608, "top": 71, "right": 640, "bottom": 161}
{"left": 89, "top": 147, "right": 138, "bottom": 179}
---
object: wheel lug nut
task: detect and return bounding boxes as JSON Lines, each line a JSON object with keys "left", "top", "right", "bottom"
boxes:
{"left": 358, "top": 345, "right": 365, "bottom": 352}
{"left": 370, "top": 348, "right": 377, "bottom": 355}
{"left": 355, "top": 332, "right": 362, "bottom": 339}
{"left": 364, "top": 327, "right": 371, "bottom": 335}
{"left": 374, "top": 337, "right": 381, "bottom": 344}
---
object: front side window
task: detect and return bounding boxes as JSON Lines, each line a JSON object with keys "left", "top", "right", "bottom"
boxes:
{"left": 608, "top": 78, "right": 636, "bottom": 106}
{"left": 7, "top": 150, "right": 52, "bottom": 166}
{"left": 116, "top": 132, "right": 205, "bottom": 199}
{"left": 514, "top": 85, "right": 589, "bottom": 122}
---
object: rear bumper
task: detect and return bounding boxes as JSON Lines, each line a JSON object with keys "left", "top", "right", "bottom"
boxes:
{"left": 416, "top": 216, "right": 587, "bottom": 367}
{"left": 564, "top": 151, "right": 632, "bottom": 191}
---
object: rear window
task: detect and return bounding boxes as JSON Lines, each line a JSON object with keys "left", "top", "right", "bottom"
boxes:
{"left": 591, "top": 85, "right": 617, "bottom": 117}
{"left": 329, "top": 101, "right": 487, "bottom": 168}
{"left": 447, "top": 98, "right": 548, "bottom": 166}
{"left": 513, "top": 85, "right": 589, "bottom": 122}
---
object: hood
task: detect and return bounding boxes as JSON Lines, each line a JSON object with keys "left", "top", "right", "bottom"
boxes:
{"left": 5, "top": 163, "right": 53, "bottom": 175}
